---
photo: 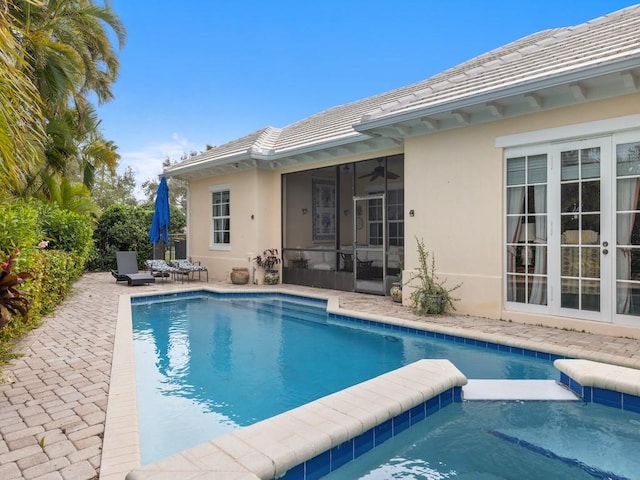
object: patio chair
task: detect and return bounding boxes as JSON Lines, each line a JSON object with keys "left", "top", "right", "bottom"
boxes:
{"left": 144, "top": 259, "right": 181, "bottom": 282}
{"left": 170, "top": 259, "right": 209, "bottom": 282}
{"left": 111, "top": 251, "right": 156, "bottom": 286}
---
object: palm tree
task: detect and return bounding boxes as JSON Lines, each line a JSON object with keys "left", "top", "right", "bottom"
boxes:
{"left": 40, "top": 100, "right": 120, "bottom": 190}
{"left": 41, "top": 174, "right": 100, "bottom": 216}
{"left": 8, "top": 0, "right": 126, "bottom": 195}
{"left": 0, "top": 2, "right": 46, "bottom": 195}
{"left": 11, "top": 0, "right": 126, "bottom": 110}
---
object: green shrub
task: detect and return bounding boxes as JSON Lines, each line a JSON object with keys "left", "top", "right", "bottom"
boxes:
{"left": 88, "top": 202, "right": 187, "bottom": 271}
{"left": 0, "top": 199, "right": 95, "bottom": 364}
{"left": 37, "top": 203, "right": 94, "bottom": 278}
{"left": 25, "top": 249, "right": 77, "bottom": 316}
{"left": 0, "top": 200, "right": 39, "bottom": 258}
{"left": 89, "top": 203, "right": 154, "bottom": 270}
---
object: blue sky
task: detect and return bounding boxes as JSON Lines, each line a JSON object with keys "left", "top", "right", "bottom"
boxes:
{"left": 97, "top": 0, "right": 639, "bottom": 193}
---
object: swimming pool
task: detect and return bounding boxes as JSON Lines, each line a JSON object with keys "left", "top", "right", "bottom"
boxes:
{"left": 131, "top": 292, "right": 559, "bottom": 464}
{"left": 323, "top": 401, "right": 640, "bottom": 480}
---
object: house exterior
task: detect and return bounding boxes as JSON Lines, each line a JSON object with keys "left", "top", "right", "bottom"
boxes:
{"left": 164, "top": 5, "right": 640, "bottom": 336}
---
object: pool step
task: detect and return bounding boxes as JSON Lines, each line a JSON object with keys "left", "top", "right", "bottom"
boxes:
{"left": 228, "top": 299, "right": 328, "bottom": 324}
{"left": 463, "top": 380, "right": 580, "bottom": 401}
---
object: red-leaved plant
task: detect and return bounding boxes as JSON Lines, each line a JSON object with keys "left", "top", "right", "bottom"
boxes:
{"left": 0, "top": 250, "right": 32, "bottom": 329}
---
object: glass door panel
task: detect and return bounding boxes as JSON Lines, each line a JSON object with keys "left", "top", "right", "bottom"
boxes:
{"left": 616, "top": 141, "right": 640, "bottom": 316}
{"left": 559, "top": 145, "right": 603, "bottom": 314}
{"left": 505, "top": 154, "right": 548, "bottom": 306}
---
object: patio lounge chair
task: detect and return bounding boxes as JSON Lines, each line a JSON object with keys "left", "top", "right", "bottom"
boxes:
{"left": 111, "top": 251, "right": 156, "bottom": 286}
{"left": 144, "top": 259, "right": 181, "bottom": 282}
{"left": 170, "top": 259, "right": 209, "bottom": 282}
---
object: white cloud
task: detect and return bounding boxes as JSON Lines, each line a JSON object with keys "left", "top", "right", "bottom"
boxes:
{"left": 117, "top": 133, "right": 196, "bottom": 200}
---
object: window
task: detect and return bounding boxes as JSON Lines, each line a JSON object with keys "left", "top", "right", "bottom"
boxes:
{"left": 387, "top": 188, "right": 404, "bottom": 247}
{"left": 367, "top": 197, "right": 383, "bottom": 245}
{"left": 367, "top": 188, "right": 404, "bottom": 246}
{"left": 211, "top": 188, "right": 230, "bottom": 247}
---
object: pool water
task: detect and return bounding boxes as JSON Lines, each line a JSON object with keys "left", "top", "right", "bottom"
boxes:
{"left": 324, "top": 401, "right": 640, "bottom": 480}
{"left": 132, "top": 293, "right": 557, "bottom": 464}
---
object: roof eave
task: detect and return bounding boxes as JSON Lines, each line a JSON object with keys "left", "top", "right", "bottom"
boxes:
{"left": 163, "top": 150, "right": 268, "bottom": 178}
{"left": 354, "top": 56, "right": 640, "bottom": 133}
{"left": 163, "top": 131, "right": 381, "bottom": 179}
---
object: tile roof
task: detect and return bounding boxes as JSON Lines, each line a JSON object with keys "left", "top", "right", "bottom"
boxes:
{"left": 362, "top": 4, "right": 640, "bottom": 123}
{"left": 175, "top": 126, "right": 282, "bottom": 168}
{"left": 167, "top": 5, "right": 640, "bottom": 174}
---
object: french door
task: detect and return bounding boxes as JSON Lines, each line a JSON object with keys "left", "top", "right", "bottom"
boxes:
{"left": 553, "top": 138, "right": 612, "bottom": 321}
{"left": 507, "top": 131, "right": 640, "bottom": 325}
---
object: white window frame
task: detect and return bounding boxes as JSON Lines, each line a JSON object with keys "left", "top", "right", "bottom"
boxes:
{"left": 367, "top": 196, "right": 384, "bottom": 246}
{"left": 365, "top": 183, "right": 404, "bottom": 247}
{"left": 210, "top": 184, "right": 231, "bottom": 250}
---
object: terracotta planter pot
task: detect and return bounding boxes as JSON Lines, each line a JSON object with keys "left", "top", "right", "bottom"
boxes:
{"left": 230, "top": 267, "right": 250, "bottom": 285}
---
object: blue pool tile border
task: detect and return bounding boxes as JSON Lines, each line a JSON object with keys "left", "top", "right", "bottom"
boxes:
{"left": 559, "top": 372, "right": 640, "bottom": 413}
{"left": 327, "top": 312, "right": 566, "bottom": 363}
{"left": 131, "top": 290, "right": 568, "bottom": 366}
{"left": 279, "top": 387, "right": 463, "bottom": 480}
{"left": 130, "top": 289, "right": 328, "bottom": 306}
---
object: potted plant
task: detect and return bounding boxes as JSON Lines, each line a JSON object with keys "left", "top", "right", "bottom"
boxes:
{"left": 253, "top": 248, "right": 282, "bottom": 285}
{"left": 405, "top": 237, "right": 461, "bottom": 315}
{"left": 389, "top": 261, "right": 404, "bottom": 303}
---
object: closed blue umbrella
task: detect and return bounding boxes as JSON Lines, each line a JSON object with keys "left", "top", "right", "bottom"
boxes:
{"left": 149, "top": 177, "right": 170, "bottom": 245}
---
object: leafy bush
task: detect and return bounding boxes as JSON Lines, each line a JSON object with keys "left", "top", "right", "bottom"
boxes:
{"left": 89, "top": 203, "right": 186, "bottom": 271}
{"left": 25, "top": 249, "right": 78, "bottom": 317}
{"left": 89, "top": 204, "right": 154, "bottom": 271}
{"left": 0, "top": 199, "right": 95, "bottom": 363}
{"left": 0, "top": 201, "right": 39, "bottom": 258}
{"left": 406, "top": 237, "right": 461, "bottom": 315}
{"left": 37, "top": 203, "right": 94, "bottom": 276}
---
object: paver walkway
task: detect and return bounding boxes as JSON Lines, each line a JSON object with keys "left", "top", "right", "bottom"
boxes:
{"left": 1, "top": 272, "right": 640, "bottom": 479}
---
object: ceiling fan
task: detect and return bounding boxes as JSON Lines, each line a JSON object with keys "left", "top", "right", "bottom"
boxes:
{"left": 358, "top": 159, "right": 400, "bottom": 182}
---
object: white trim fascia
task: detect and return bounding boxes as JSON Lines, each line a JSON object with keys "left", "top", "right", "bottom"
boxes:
{"left": 165, "top": 151, "right": 255, "bottom": 176}
{"left": 354, "top": 56, "right": 640, "bottom": 132}
{"left": 165, "top": 133, "right": 377, "bottom": 177}
{"left": 495, "top": 114, "right": 640, "bottom": 148}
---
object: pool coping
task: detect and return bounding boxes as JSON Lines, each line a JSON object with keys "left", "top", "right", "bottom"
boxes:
{"left": 99, "top": 286, "right": 640, "bottom": 480}
{"left": 126, "top": 360, "right": 465, "bottom": 480}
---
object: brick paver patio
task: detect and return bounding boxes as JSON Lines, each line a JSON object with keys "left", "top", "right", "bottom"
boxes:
{"left": 1, "top": 272, "right": 640, "bottom": 479}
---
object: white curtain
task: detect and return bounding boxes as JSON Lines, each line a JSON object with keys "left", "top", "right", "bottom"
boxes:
{"left": 616, "top": 178, "right": 640, "bottom": 314}
{"left": 530, "top": 185, "right": 547, "bottom": 305}
{"left": 507, "top": 187, "right": 525, "bottom": 301}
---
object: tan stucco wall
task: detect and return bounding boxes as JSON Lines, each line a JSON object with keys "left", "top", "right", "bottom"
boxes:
{"left": 187, "top": 168, "right": 280, "bottom": 283}
{"left": 184, "top": 92, "right": 640, "bottom": 333}
{"left": 403, "top": 91, "right": 640, "bottom": 327}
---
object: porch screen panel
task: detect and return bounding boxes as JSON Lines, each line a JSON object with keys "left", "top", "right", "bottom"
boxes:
{"left": 506, "top": 154, "right": 548, "bottom": 305}
{"left": 616, "top": 141, "right": 640, "bottom": 315}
